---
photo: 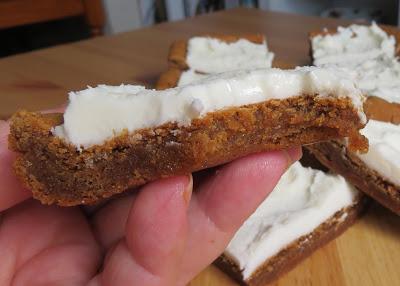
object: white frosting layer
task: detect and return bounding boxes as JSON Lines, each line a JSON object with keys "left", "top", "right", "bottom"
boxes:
{"left": 186, "top": 37, "right": 274, "bottom": 73}
{"left": 225, "top": 162, "right": 358, "bottom": 280}
{"left": 312, "top": 22, "right": 395, "bottom": 66}
{"left": 356, "top": 119, "right": 400, "bottom": 187}
{"left": 329, "top": 56, "right": 400, "bottom": 104}
{"left": 53, "top": 67, "right": 365, "bottom": 149}
{"left": 177, "top": 70, "right": 208, "bottom": 86}
{"left": 312, "top": 23, "right": 400, "bottom": 104}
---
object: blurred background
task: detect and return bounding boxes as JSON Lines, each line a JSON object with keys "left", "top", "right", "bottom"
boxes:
{"left": 1, "top": 0, "right": 399, "bottom": 58}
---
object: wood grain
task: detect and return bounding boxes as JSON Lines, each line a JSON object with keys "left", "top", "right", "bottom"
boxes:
{"left": 0, "top": 8, "right": 399, "bottom": 286}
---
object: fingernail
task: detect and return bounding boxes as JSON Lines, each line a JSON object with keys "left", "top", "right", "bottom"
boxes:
{"left": 283, "top": 147, "right": 303, "bottom": 168}
{"left": 182, "top": 174, "right": 193, "bottom": 206}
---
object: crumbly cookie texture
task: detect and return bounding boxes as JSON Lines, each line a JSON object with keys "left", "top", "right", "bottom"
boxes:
{"left": 10, "top": 92, "right": 367, "bottom": 206}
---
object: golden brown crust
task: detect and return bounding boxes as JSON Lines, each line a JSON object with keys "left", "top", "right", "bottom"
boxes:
{"left": 364, "top": 96, "right": 400, "bottom": 125}
{"left": 168, "top": 34, "right": 266, "bottom": 70}
{"left": 156, "top": 68, "right": 182, "bottom": 90}
{"left": 306, "top": 141, "right": 400, "bottom": 215}
{"left": 214, "top": 195, "right": 368, "bottom": 286}
{"left": 9, "top": 95, "right": 367, "bottom": 206}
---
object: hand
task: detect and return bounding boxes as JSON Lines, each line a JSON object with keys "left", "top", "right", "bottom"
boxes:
{"left": 0, "top": 119, "right": 301, "bottom": 286}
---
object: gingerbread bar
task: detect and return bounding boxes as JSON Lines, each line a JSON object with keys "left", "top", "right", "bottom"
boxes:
{"left": 158, "top": 34, "right": 275, "bottom": 89}
{"left": 168, "top": 34, "right": 274, "bottom": 73}
{"left": 309, "top": 23, "right": 400, "bottom": 65}
{"left": 310, "top": 23, "right": 400, "bottom": 122}
{"left": 9, "top": 67, "right": 367, "bottom": 206}
{"left": 307, "top": 118, "right": 400, "bottom": 215}
{"left": 215, "top": 159, "right": 367, "bottom": 285}
{"left": 309, "top": 23, "right": 400, "bottom": 214}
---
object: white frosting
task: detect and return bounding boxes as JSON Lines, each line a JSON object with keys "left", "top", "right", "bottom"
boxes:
{"left": 330, "top": 56, "right": 400, "bottom": 104}
{"left": 312, "top": 22, "right": 395, "bottom": 66}
{"left": 53, "top": 67, "right": 365, "bottom": 149}
{"left": 356, "top": 119, "right": 400, "bottom": 187}
{"left": 177, "top": 70, "right": 208, "bottom": 86}
{"left": 312, "top": 23, "right": 400, "bottom": 104}
{"left": 186, "top": 37, "right": 274, "bottom": 73}
{"left": 225, "top": 162, "right": 358, "bottom": 280}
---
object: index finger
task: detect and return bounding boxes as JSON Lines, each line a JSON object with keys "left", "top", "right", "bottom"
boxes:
{"left": 0, "top": 120, "right": 31, "bottom": 212}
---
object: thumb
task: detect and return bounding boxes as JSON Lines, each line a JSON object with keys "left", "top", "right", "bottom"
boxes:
{"left": 0, "top": 120, "right": 31, "bottom": 212}
{"left": 90, "top": 175, "right": 192, "bottom": 286}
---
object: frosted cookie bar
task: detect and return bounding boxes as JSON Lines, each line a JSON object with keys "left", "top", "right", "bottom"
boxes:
{"left": 309, "top": 23, "right": 400, "bottom": 214}
{"left": 310, "top": 23, "right": 400, "bottom": 124}
{"left": 168, "top": 34, "right": 274, "bottom": 72}
{"left": 9, "top": 67, "right": 367, "bottom": 206}
{"left": 307, "top": 119, "right": 400, "bottom": 215}
{"left": 158, "top": 34, "right": 274, "bottom": 90}
{"left": 310, "top": 22, "right": 399, "bottom": 66}
{"left": 215, "top": 161, "right": 366, "bottom": 285}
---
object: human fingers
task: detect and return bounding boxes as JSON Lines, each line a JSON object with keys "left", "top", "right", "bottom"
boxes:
{"left": 89, "top": 175, "right": 192, "bottom": 286}
{"left": 0, "top": 120, "right": 31, "bottom": 211}
{"left": 91, "top": 194, "right": 136, "bottom": 249}
{"left": 0, "top": 200, "right": 101, "bottom": 286}
{"left": 90, "top": 148, "right": 301, "bottom": 285}
{"left": 177, "top": 147, "right": 302, "bottom": 284}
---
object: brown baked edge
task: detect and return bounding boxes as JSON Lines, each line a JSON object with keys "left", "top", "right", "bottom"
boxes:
{"left": 168, "top": 34, "right": 266, "bottom": 70}
{"left": 214, "top": 195, "right": 368, "bottom": 286}
{"left": 156, "top": 68, "right": 182, "bottom": 90}
{"left": 9, "top": 95, "right": 367, "bottom": 206}
{"left": 363, "top": 96, "right": 400, "bottom": 125}
{"left": 306, "top": 141, "right": 400, "bottom": 215}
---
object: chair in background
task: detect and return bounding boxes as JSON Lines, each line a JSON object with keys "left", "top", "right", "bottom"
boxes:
{"left": 0, "top": 0, "right": 105, "bottom": 36}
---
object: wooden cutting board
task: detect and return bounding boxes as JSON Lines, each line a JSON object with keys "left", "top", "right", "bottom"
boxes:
{"left": 190, "top": 202, "right": 400, "bottom": 285}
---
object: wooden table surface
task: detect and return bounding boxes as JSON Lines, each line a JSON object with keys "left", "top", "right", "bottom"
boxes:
{"left": 1, "top": 8, "right": 399, "bottom": 286}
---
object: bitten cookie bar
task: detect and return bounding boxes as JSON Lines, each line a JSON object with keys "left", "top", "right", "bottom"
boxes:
{"left": 9, "top": 67, "right": 368, "bottom": 206}
{"left": 168, "top": 34, "right": 274, "bottom": 72}
{"left": 215, "top": 160, "right": 367, "bottom": 286}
